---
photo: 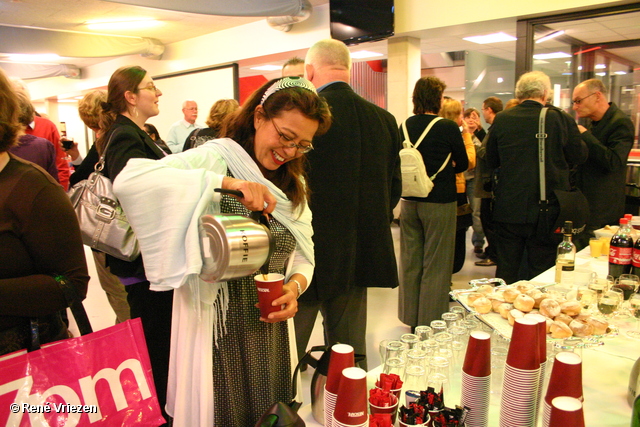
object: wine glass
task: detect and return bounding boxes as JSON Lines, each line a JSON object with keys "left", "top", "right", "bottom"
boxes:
{"left": 576, "top": 285, "right": 597, "bottom": 313}
{"left": 613, "top": 274, "right": 640, "bottom": 318}
{"left": 627, "top": 292, "right": 640, "bottom": 339}
{"left": 597, "top": 289, "right": 623, "bottom": 318}
{"left": 588, "top": 277, "right": 609, "bottom": 302}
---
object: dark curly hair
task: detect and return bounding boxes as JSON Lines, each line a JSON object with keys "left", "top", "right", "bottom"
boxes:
{"left": 220, "top": 77, "right": 331, "bottom": 211}
{"left": 412, "top": 77, "right": 447, "bottom": 115}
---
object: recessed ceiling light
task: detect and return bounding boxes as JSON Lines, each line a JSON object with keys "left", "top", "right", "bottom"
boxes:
{"left": 250, "top": 65, "right": 282, "bottom": 71}
{"left": 6, "top": 53, "right": 61, "bottom": 62}
{"left": 86, "top": 18, "right": 162, "bottom": 31}
{"left": 535, "top": 30, "right": 565, "bottom": 44}
{"left": 595, "top": 64, "right": 606, "bottom": 69}
{"left": 497, "top": 77, "right": 504, "bottom": 83}
{"left": 614, "top": 71, "right": 627, "bottom": 75}
{"left": 463, "top": 32, "right": 516, "bottom": 44}
{"left": 532, "top": 52, "right": 571, "bottom": 60}
{"left": 350, "top": 50, "right": 383, "bottom": 59}
{"left": 596, "top": 72, "right": 606, "bottom": 76}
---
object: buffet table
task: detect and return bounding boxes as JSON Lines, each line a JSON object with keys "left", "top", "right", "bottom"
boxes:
{"left": 300, "top": 247, "right": 638, "bottom": 426}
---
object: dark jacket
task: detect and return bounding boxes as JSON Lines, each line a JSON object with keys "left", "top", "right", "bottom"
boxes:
{"left": 102, "top": 115, "right": 166, "bottom": 278}
{"left": 301, "top": 82, "right": 401, "bottom": 301}
{"left": 576, "top": 102, "right": 634, "bottom": 229}
{"left": 486, "top": 100, "right": 588, "bottom": 224}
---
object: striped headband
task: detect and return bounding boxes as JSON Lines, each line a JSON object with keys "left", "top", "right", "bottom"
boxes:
{"left": 260, "top": 76, "right": 317, "bottom": 106}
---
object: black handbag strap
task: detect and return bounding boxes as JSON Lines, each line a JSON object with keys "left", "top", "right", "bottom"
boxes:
{"left": 537, "top": 107, "right": 549, "bottom": 203}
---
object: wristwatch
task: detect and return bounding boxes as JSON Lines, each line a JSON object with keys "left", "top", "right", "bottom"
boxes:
{"left": 291, "top": 279, "right": 304, "bottom": 299}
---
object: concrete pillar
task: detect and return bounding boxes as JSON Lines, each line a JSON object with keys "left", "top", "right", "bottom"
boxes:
{"left": 387, "top": 36, "right": 421, "bottom": 123}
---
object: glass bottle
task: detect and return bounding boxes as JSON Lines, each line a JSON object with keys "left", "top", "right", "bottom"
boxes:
{"left": 555, "top": 221, "right": 576, "bottom": 285}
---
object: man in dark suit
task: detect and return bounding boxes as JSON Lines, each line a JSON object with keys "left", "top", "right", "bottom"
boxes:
{"left": 572, "top": 79, "right": 635, "bottom": 249}
{"left": 294, "top": 39, "right": 401, "bottom": 368}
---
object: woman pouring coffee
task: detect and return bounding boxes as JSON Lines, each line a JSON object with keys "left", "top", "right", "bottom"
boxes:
{"left": 113, "top": 77, "right": 331, "bottom": 426}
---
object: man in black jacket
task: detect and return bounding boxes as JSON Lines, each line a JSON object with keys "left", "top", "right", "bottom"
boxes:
{"left": 294, "top": 39, "right": 401, "bottom": 368}
{"left": 486, "top": 71, "right": 588, "bottom": 284}
{"left": 572, "top": 79, "right": 635, "bottom": 249}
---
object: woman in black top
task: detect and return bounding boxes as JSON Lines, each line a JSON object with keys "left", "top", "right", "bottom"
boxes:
{"left": 398, "top": 77, "right": 468, "bottom": 329}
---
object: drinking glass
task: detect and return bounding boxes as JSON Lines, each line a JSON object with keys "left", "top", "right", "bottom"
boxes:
{"left": 384, "top": 357, "right": 406, "bottom": 378}
{"left": 406, "top": 348, "right": 428, "bottom": 369}
{"left": 430, "top": 320, "right": 447, "bottom": 335}
{"left": 613, "top": 274, "right": 640, "bottom": 318}
{"left": 450, "top": 305, "right": 467, "bottom": 321}
{"left": 414, "top": 325, "right": 432, "bottom": 341}
{"left": 427, "top": 356, "right": 450, "bottom": 397}
{"left": 400, "top": 333, "right": 421, "bottom": 350}
{"left": 420, "top": 339, "right": 439, "bottom": 358}
{"left": 576, "top": 285, "right": 597, "bottom": 313}
{"left": 403, "top": 365, "right": 427, "bottom": 405}
{"left": 379, "top": 339, "right": 390, "bottom": 364}
{"left": 385, "top": 340, "right": 406, "bottom": 361}
{"left": 598, "top": 289, "right": 623, "bottom": 318}
{"left": 441, "top": 312, "right": 461, "bottom": 329}
{"left": 627, "top": 292, "right": 640, "bottom": 339}
{"left": 589, "top": 277, "right": 609, "bottom": 301}
{"left": 490, "top": 346, "right": 508, "bottom": 396}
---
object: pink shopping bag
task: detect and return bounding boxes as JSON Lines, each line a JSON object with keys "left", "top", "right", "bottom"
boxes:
{"left": 0, "top": 318, "right": 165, "bottom": 427}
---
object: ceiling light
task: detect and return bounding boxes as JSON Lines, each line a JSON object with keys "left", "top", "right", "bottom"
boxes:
{"left": 562, "top": 72, "right": 572, "bottom": 75}
{"left": 595, "top": 64, "right": 606, "bottom": 69}
{"left": 463, "top": 32, "right": 516, "bottom": 44}
{"left": 250, "top": 65, "right": 282, "bottom": 71}
{"left": 532, "top": 52, "right": 571, "bottom": 60}
{"left": 614, "top": 71, "right": 627, "bottom": 75}
{"left": 6, "top": 53, "right": 61, "bottom": 62}
{"left": 350, "top": 50, "right": 383, "bottom": 59}
{"left": 596, "top": 72, "right": 606, "bottom": 76}
{"left": 497, "top": 77, "right": 504, "bottom": 83}
{"left": 86, "top": 18, "right": 162, "bottom": 31}
{"left": 535, "top": 30, "right": 565, "bottom": 44}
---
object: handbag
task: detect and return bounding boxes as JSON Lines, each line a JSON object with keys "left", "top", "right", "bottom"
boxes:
{"left": 0, "top": 277, "right": 165, "bottom": 427}
{"left": 68, "top": 130, "right": 140, "bottom": 261}
{"left": 537, "top": 107, "right": 590, "bottom": 239}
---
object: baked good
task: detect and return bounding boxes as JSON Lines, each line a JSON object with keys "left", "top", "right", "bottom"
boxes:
{"left": 473, "top": 297, "right": 492, "bottom": 314}
{"left": 477, "top": 284, "right": 494, "bottom": 295}
{"left": 569, "top": 319, "right": 594, "bottom": 337}
{"left": 585, "top": 317, "right": 609, "bottom": 335}
{"left": 503, "top": 288, "right": 521, "bottom": 303}
{"left": 554, "top": 313, "right": 574, "bottom": 325}
{"left": 467, "top": 292, "right": 483, "bottom": 305}
{"left": 561, "top": 300, "right": 582, "bottom": 316}
{"left": 539, "top": 298, "right": 561, "bottom": 318}
{"left": 515, "top": 282, "right": 534, "bottom": 294}
{"left": 507, "top": 308, "right": 524, "bottom": 326}
{"left": 498, "top": 303, "right": 513, "bottom": 319}
{"left": 491, "top": 297, "right": 506, "bottom": 312}
{"left": 513, "top": 294, "right": 535, "bottom": 312}
{"left": 550, "top": 321, "right": 572, "bottom": 338}
{"left": 527, "top": 289, "right": 546, "bottom": 308}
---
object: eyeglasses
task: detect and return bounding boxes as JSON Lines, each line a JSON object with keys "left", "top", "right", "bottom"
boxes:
{"left": 138, "top": 83, "right": 160, "bottom": 94}
{"left": 270, "top": 119, "right": 314, "bottom": 154}
{"left": 572, "top": 92, "right": 596, "bottom": 105}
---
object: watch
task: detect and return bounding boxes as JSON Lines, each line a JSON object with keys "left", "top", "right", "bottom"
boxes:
{"left": 291, "top": 279, "right": 304, "bottom": 299}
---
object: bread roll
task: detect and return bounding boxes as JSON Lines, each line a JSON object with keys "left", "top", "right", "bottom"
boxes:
{"left": 554, "top": 313, "right": 574, "bottom": 325}
{"left": 569, "top": 319, "right": 594, "bottom": 337}
{"left": 561, "top": 300, "right": 582, "bottom": 316}
{"left": 585, "top": 317, "right": 609, "bottom": 335}
{"left": 473, "top": 297, "right": 492, "bottom": 314}
{"left": 516, "top": 282, "right": 534, "bottom": 294}
{"left": 477, "top": 284, "right": 494, "bottom": 295}
{"left": 507, "top": 308, "right": 524, "bottom": 326}
{"left": 550, "top": 321, "right": 572, "bottom": 338}
{"left": 467, "top": 292, "right": 483, "bottom": 305}
{"left": 539, "top": 298, "right": 561, "bottom": 318}
{"left": 513, "top": 294, "right": 535, "bottom": 312}
{"left": 527, "top": 289, "right": 546, "bottom": 308}
{"left": 503, "top": 288, "right": 521, "bottom": 303}
{"left": 491, "top": 297, "right": 506, "bottom": 312}
{"left": 498, "top": 303, "right": 513, "bottom": 319}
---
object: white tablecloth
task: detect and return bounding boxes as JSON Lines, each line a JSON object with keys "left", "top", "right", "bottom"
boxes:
{"left": 300, "top": 248, "right": 638, "bottom": 426}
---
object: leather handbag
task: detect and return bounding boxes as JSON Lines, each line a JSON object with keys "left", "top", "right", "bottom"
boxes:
{"left": 68, "top": 131, "right": 140, "bottom": 261}
{"left": 537, "top": 107, "right": 590, "bottom": 240}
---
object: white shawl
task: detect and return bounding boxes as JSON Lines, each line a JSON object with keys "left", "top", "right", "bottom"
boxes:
{"left": 113, "top": 138, "right": 313, "bottom": 426}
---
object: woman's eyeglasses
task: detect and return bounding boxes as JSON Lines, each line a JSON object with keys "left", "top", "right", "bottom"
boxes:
{"left": 270, "top": 120, "right": 314, "bottom": 154}
{"left": 138, "top": 84, "right": 161, "bottom": 94}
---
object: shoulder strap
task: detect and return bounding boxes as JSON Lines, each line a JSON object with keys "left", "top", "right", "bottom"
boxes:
{"left": 94, "top": 128, "right": 120, "bottom": 173}
{"left": 430, "top": 152, "right": 452, "bottom": 180}
{"left": 402, "top": 116, "right": 443, "bottom": 149}
{"left": 538, "top": 107, "right": 548, "bottom": 202}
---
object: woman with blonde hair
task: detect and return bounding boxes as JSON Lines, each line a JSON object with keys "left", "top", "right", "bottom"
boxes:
{"left": 183, "top": 98, "right": 240, "bottom": 151}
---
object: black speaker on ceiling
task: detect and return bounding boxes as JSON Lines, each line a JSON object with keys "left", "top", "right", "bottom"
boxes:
{"left": 329, "top": 0, "right": 394, "bottom": 46}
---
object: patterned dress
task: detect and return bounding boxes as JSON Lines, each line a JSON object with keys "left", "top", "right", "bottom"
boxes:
{"left": 212, "top": 192, "right": 295, "bottom": 426}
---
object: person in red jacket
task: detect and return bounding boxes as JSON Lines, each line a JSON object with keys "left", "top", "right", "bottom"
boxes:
{"left": 25, "top": 114, "right": 70, "bottom": 190}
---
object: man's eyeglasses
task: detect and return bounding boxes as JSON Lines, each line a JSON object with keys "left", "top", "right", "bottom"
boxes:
{"left": 138, "top": 84, "right": 160, "bottom": 94}
{"left": 572, "top": 92, "right": 596, "bottom": 105}
{"left": 270, "top": 120, "right": 314, "bottom": 154}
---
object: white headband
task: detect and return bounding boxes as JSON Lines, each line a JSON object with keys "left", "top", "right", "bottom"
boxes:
{"left": 260, "top": 76, "right": 317, "bottom": 106}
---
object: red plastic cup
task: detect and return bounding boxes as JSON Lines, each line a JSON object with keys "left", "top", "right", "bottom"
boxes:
{"left": 333, "top": 367, "right": 369, "bottom": 426}
{"left": 548, "top": 396, "right": 585, "bottom": 427}
{"left": 545, "top": 352, "right": 583, "bottom": 404}
{"left": 524, "top": 313, "right": 547, "bottom": 364}
{"left": 326, "top": 344, "right": 355, "bottom": 394}
{"left": 254, "top": 273, "right": 284, "bottom": 318}
{"left": 506, "top": 318, "right": 541, "bottom": 370}
{"left": 463, "top": 330, "right": 491, "bottom": 377}
{"left": 369, "top": 391, "right": 399, "bottom": 424}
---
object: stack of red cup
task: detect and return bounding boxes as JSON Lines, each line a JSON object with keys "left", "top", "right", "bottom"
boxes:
{"left": 548, "top": 396, "right": 585, "bottom": 427}
{"left": 332, "top": 367, "right": 369, "bottom": 427}
{"left": 542, "top": 351, "right": 583, "bottom": 427}
{"left": 461, "top": 330, "right": 492, "bottom": 427}
{"left": 499, "top": 317, "right": 541, "bottom": 427}
{"left": 524, "top": 312, "right": 548, "bottom": 425}
{"left": 325, "top": 344, "right": 355, "bottom": 427}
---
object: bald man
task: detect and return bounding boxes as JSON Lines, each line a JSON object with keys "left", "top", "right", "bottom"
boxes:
{"left": 165, "top": 100, "right": 205, "bottom": 153}
{"left": 572, "top": 79, "right": 635, "bottom": 249}
{"left": 293, "top": 39, "right": 401, "bottom": 369}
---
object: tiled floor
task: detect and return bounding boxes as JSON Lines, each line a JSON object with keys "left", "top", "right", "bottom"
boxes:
{"left": 70, "top": 224, "right": 495, "bottom": 408}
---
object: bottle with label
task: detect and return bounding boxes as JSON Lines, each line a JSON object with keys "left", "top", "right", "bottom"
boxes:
{"left": 609, "top": 218, "right": 634, "bottom": 280}
{"left": 633, "top": 392, "right": 640, "bottom": 427}
{"left": 632, "top": 237, "right": 640, "bottom": 278}
{"left": 555, "top": 221, "right": 576, "bottom": 285}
